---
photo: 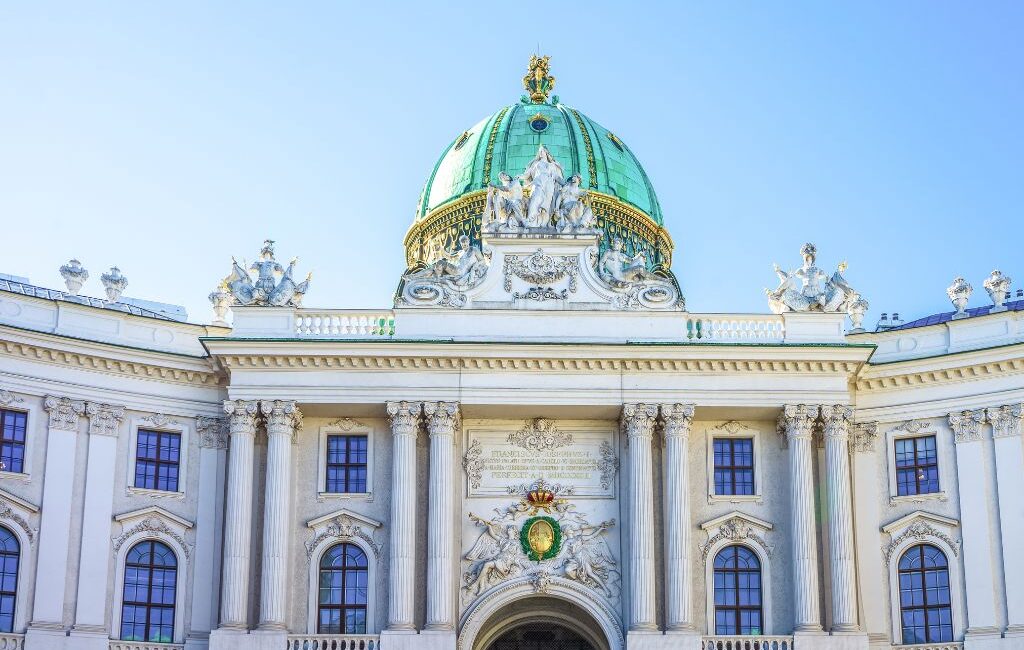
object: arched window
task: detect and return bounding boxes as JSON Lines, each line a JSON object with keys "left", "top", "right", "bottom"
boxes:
{"left": 714, "top": 545, "right": 763, "bottom": 635}
{"left": 318, "top": 543, "right": 368, "bottom": 634}
{"left": 120, "top": 540, "right": 177, "bottom": 643}
{"left": 0, "top": 526, "right": 19, "bottom": 633}
{"left": 898, "top": 544, "right": 952, "bottom": 644}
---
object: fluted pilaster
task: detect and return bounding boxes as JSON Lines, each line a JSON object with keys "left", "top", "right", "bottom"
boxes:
{"left": 219, "top": 399, "right": 259, "bottom": 629}
{"left": 424, "top": 401, "right": 460, "bottom": 630}
{"left": 661, "top": 403, "right": 696, "bottom": 631}
{"left": 258, "top": 400, "right": 302, "bottom": 629}
{"left": 622, "top": 403, "right": 659, "bottom": 631}
{"left": 779, "top": 404, "right": 822, "bottom": 632}
{"left": 821, "top": 404, "right": 858, "bottom": 632}
{"left": 386, "top": 401, "right": 421, "bottom": 630}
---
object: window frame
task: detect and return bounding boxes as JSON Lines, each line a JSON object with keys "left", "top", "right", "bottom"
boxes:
{"left": 706, "top": 422, "right": 763, "bottom": 503}
{"left": 118, "top": 540, "right": 178, "bottom": 644}
{"left": 897, "top": 544, "right": 954, "bottom": 644}
{"left": 712, "top": 545, "right": 764, "bottom": 636}
{"left": 317, "top": 420, "right": 374, "bottom": 501}
{"left": 127, "top": 416, "right": 190, "bottom": 499}
{"left": 893, "top": 435, "right": 940, "bottom": 497}
{"left": 0, "top": 408, "right": 29, "bottom": 477}
{"left": 885, "top": 422, "right": 949, "bottom": 506}
{"left": 316, "top": 542, "right": 369, "bottom": 635}
{"left": 0, "top": 393, "right": 38, "bottom": 483}
{"left": 0, "top": 524, "right": 21, "bottom": 634}
{"left": 712, "top": 437, "right": 756, "bottom": 497}
{"left": 701, "top": 513, "right": 775, "bottom": 636}
{"left": 324, "top": 434, "right": 369, "bottom": 494}
{"left": 304, "top": 521, "right": 379, "bottom": 634}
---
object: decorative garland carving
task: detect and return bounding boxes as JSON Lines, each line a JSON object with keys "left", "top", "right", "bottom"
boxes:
{"left": 481, "top": 107, "right": 510, "bottom": 189}
{"left": 112, "top": 516, "right": 191, "bottom": 559}
{"left": 700, "top": 516, "right": 774, "bottom": 560}
{"left": 141, "top": 413, "right": 180, "bottom": 429}
{"left": 948, "top": 410, "right": 985, "bottom": 444}
{"left": 0, "top": 390, "right": 24, "bottom": 406}
{"left": 305, "top": 514, "right": 382, "bottom": 561}
{"left": 568, "top": 109, "right": 598, "bottom": 189}
{"left": 463, "top": 439, "right": 483, "bottom": 490}
{"left": 506, "top": 418, "right": 572, "bottom": 452}
{"left": 196, "top": 416, "right": 228, "bottom": 449}
{"left": 503, "top": 250, "right": 578, "bottom": 294}
{"left": 883, "top": 520, "right": 960, "bottom": 562}
{"left": 597, "top": 441, "right": 619, "bottom": 490}
{"left": 0, "top": 499, "right": 35, "bottom": 545}
{"left": 852, "top": 421, "right": 879, "bottom": 453}
{"left": 326, "top": 417, "right": 367, "bottom": 432}
{"left": 43, "top": 395, "right": 85, "bottom": 431}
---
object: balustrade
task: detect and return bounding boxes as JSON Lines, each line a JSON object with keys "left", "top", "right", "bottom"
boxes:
{"left": 701, "top": 636, "right": 793, "bottom": 650}
{"left": 285, "top": 635, "right": 381, "bottom": 650}
{"left": 0, "top": 634, "right": 22, "bottom": 650}
{"left": 295, "top": 310, "right": 395, "bottom": 337}
{"left": 108, "top": 641, "right": 184, "bottom": 650}
{"left": 685, "top": 315, "right": 785, "bottom": 342}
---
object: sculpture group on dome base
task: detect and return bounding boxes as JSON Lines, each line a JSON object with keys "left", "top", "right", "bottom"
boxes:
{"left": 221, "top": 240, "right": 312, "bottom": 308}
{"left": 765, "top": 243, "right": 867, "bottom": 326}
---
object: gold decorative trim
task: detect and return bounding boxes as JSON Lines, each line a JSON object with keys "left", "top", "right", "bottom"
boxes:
{"left": 481, "top": 106, "right": 510, "bottom": 188}
{"left": 569, "top": 109, "right": 598, "bottom": 189}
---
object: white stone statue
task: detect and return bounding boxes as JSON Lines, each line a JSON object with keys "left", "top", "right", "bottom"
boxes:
{"left": 765, "top": 243, "right": 861, "bottom": 314}
{"left": 597, "top": 238, "right": 657, "bottom": 287}
{"left": 100, "top": 267, "right": 128, "bottom": 303}
{"left": 522, "top": 145, "right": 565, "bottom": 228}
{"left": 554, "top": 174, "right": 596, "bottom": 232}
{"left": 483, "top": 172, "right": 527, "bottom": 231}
{"left": 561, "top": 518, "right": 616, "bottom": 596}
{"left": 463, "top": 512, "right": 525, "bottom": 596}
{"left": 947, "top": 276, "right": 972, "bottom": 319}
{"left": 222, "top": 240, "right": 311, "bottom": 308}
{"left": 398, "top": 235, "right": 491, "bottom": 308}
{"left": 59, "top": 259, "right": 89, "bottom": 295}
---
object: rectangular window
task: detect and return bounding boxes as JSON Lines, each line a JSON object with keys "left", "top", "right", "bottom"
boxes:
{"left": 895, "top": 436, "right": 940, "bottom": 496}
{"left": 713, "top": 438, "right": 755, "bottom": 496}
{"left": 134, "top": 429, "right": 181, "bottom": 492}
{"left": 325, "top": 435, "right": 368, "bottom": 493}
{"left": 0, "top": 409, "right": 27, "bottom": 474}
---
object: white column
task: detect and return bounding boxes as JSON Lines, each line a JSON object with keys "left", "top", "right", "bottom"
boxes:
{"left": 189, "top": 416, "right": 229, "bottom": 643}
{"left": 29, "top": 395, "right": 85, "bottom": 628}
{"left": 821, "top": 405, "right": 858, "bottom": 632}
{"left": 987, "top": 405, "right": 1024, "bottom": 636}
{"left": 949, "top": 409, "right": 1000, "bottom": 638}
{"left": 424, "top": 401, "right": 459, "bottom": 631}
{"left": 850, "top": 423, "right": 889, "bottom": 647}
{"left": 661, "top": 403, "right": 696, "bottom": 632}
{"left": 218, "top": 400, "right": 259, "bottom": 630}
{"left": 258, "top": 400, "right": 301, "bottom": 629}
{"left": 780, "top": 404, "right": 822, "bottom": 632}
{"left": 622, "top": 403, "right": 659, "bottom": 631}
{"left": 385, "top": 401, "right": 421, "bottom": 631}
{"left": 71, "top": 403, "right": 125, "bottom": 634}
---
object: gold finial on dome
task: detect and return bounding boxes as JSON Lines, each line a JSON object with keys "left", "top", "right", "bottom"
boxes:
{"left": 523, "top": 55, "right": 555, "bottom": 103}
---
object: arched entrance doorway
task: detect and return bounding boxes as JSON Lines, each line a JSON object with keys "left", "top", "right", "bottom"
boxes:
{"left": 471, "top": 596, "right": 609, "bottom": 650}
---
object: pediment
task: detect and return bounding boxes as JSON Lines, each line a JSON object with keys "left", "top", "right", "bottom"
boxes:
{"left": 882, "top": 510, "right": 959, "bottom": 534}
{"left": 114, "top": 506, "right": 194, "bottom": 530}
{"left": 306, "top": 508, "right": 382, "bottom": 530}
{"left": 701, "top": 511, "right": 773, "bottom": 533}
{"left": 0, "top": 487, "right": 39, "bottom": 513}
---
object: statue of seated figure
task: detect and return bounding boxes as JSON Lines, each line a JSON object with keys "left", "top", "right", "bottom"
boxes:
{"left": 405, "top": 234, "right": 488, "bottom": 290}
{"left": 598, "top": 238, "right": 658, "bottom": 287}
{"left": 555, "top": 174, "right": 597, "bottom": 232}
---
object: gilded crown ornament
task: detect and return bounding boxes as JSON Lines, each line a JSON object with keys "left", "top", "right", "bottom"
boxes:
{"left": 524, "top": 55, "right": 555, "bottom": 104}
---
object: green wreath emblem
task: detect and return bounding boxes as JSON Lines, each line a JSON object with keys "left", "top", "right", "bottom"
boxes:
{"left": 520, "top": 516, "right": 562, "bottom": 562}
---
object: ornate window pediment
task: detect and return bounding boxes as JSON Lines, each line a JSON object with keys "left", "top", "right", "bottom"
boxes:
{"left": 881, "top": 510, "right": 961, "bottom": 562}
{"left": 0, "top": 487, "right": 39, "bottom": 546}
{"left": 112, "top": 506, "right": 194, "bottom": 558}
{"left": 699, "top": 511, "right": 774, "bottom": 560}
{"left": 305, "top": 508, "right": 382, "bottom": 560}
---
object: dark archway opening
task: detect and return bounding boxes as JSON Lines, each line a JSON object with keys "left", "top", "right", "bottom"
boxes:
{"left": 485, "top": 620, "right": 597, "bottom": 650}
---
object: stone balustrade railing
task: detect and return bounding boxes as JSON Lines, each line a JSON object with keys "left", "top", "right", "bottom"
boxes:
{"left": 685, "top": 314, "right": 786, "bottom": 342}
{"left": 108, "top": 641, "right": 184, "bottom": 650}
{"left": 285, "top": 634, "right": 381, "bottom": 650}
{"left": 891, "top": 643, "right": 963, "bottom": 650}
{"left": 295, "top": 310, "right": 396, "bottom": 338}
{"left": 0, "top": 634, "right": 24, "bottom": 650}
{"left": 701, "top": 636, "right": 793, "bottom": 650}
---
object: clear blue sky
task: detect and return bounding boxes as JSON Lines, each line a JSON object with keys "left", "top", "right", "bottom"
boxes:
{"left": 2, "top": 2, "right": 1022, "bottom": 325}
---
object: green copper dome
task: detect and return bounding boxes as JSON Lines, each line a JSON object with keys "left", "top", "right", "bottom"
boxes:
{"left": 415, "top": 101, "right": 663, "bottom": 225}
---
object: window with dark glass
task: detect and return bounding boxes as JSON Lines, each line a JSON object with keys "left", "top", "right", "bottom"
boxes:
{"left": 0, "top": 526, "right": 19, "bottom": 634}
{"left": 0, "top": 409, "right": 27, "bottom": 474}
{"left": 120, "top": 540, "right": 177, "bottom": 643}
{"left": 134, "top": 430, "right": 181, "bottom": 492}
{"left": 326, "top": 435, "right": 368, "bottom": 493}
{"left": 714, "top": 545, "right": 763, "bottom": 635}
{"left": 713, "top": 438, "right": 755, "bottom": 496}
{"left": 318, "top": 543, "right": 368, "bottom": 634}
{"left": 895, "top": 436, "right": 939, "bottom": 496}
{"left": 898, "top": 544, "right": 953, "bottom": 644}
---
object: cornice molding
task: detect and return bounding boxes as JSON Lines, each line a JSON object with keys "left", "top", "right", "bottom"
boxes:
{"left": 0, "top": 338, "right": 221, "bottom": 387}
{"left": 856, "top": 357, "right": 1024, "bottom": 392}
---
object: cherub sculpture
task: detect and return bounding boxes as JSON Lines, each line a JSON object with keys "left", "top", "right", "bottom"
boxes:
{"left": 463, "top": 512, "right": 524, "bottom": 596}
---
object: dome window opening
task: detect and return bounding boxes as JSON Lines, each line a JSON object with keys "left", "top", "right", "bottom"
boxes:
{"left": 529, "top": 113, "right": 550, "bottom": 133}
{"left": 453, "top": 131, "right": 472, "bottom": 151}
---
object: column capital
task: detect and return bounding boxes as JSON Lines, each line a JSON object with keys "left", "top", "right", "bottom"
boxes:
{"left": 85, "top": 402, "right": 126, "bottom": 437}
{"left": 948, "top": 409, "right": 985, "bottom": 444}
{"left": 196, "top": 415, "right": 229, "bottom": 449}
{"left": 660, "top": 403, "right": 695, "bottom": 439}
{"left": 223, "top": 399, "right": 259, "bottom": 436}
{"left": 260, "top": 400, "right": 302, "bottom": 436}
{"left": 778, "top": 404, "right": 820, "bottom": 441}
{"left": 986, "top": 404, "right": 1023, "bottom": 438}
{"left": 821, "top": 405, "right": 853, "bottom": 440}
{"left": 424, "top": 401, "right": 460, "bottom": 437}
{"left": 622, "top": 403, "right": 659, "bottom": 441}
{"left": 43, "top": 395, "right": 86, "bottom": 431}
{"left": 386, "top": 401, "right": 422, "bottom": 436}
{"left": 851, "top": 421, "right": 879, "bottom": 453}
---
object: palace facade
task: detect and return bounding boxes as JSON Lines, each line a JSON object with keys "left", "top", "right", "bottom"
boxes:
{"left": 0, "top": 58, "right": 1021, "bottom": 650}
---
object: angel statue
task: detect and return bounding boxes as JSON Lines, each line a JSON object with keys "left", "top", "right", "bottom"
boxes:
{"left": 405, "top": 235, "right": 488, "bottom": 290}
{"left": 522, "top": 145, "right": 565, "bottom": 228}
{"left": 597, "top": 238, "right": 658, "bottom": 287}
{"left": 765, "top": 243, "right": 861, "bottom": 314}
{"left": 561, "top": 519, "right": 617, "bottom": 597}
{"left": 483, "top": 171, "right": 527, "bottom": 231}
{"left": 554, "top": 174, "right": 596, "bottom": 232}
{"left": 463, "top": 512, "right": 524, "bottom": 596}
